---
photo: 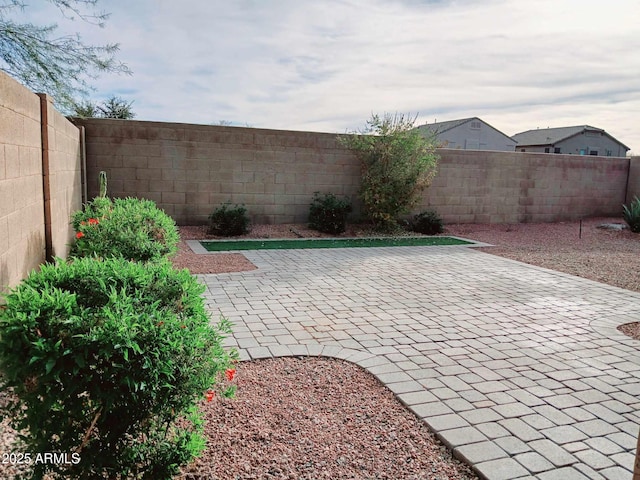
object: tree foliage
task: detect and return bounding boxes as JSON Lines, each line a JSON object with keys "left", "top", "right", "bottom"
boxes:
{"left": 339, "top": 113, "right": 439, "bottom": 230}
{"left": 0, "top": 0, "right": 131, "bottom": 110}
{"left": 72, "top": 95, "right": 135, "bottom": 119}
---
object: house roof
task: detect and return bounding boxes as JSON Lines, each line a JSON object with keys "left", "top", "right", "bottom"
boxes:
{"left": 416, "top": 117, "right": 515, "bottom": 143}
{"left": 417, "top": 117, "right": 476, "bottom": 134}
{"left": 512, "top": 125, "right": 630, "bottom": 150}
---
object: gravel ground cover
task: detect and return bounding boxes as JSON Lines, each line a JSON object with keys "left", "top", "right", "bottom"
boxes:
{"left": 179, "top": 357, "right": 478, "bottom": 480}
{"left": 171, "top": 216, "right": 639, "bottom": 478}
{"left": 2, "top": 217, "right": 638, "bottom": 479}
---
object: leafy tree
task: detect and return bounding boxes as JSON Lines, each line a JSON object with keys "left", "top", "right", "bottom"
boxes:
{"left": 71, "top": 98, "right": 100, "bottom": 117}
{"left": 71, "top": 95, "right": 135, "bottom": 118}
{"left": 98, "top": 95, "right": 134, "bottom": 118}
{"left": 339, "top": 113, "right": 439, "bottom": 231}
{"left": 0, "top": 0, "right": 131, "bottom": 110}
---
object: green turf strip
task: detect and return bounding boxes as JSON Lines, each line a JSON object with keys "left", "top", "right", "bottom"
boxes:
{"left": 201, "top": 236, "right": 471, "bottom": 251}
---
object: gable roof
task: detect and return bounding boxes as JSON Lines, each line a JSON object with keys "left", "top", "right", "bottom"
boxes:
{"left": 512, "top": 125, "right": 629, "bottom": 150}
{"left": 418, "top": 117, "right": 475, "bottom": 134}
{"left": 416, "top": 117, "right": 515, "bottom": 143}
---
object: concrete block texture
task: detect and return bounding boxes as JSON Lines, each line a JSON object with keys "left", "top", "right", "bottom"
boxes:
{"left": 0, "top": 72, "right": 81, "bottom": 295}
{"left": 1, "top": 72, "right": 44, "bottom": 295}
{"left": 627, "top": 157, "right": 640, "bottom": 204}
{"left": 72, "top": 119, "right": 632, "bottom": 226}
{"left": 43, "top": 100, "right": 82, "bottom": 261}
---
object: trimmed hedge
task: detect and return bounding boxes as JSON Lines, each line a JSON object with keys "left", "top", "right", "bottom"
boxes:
{"left": 70, "top": 197, "right": 179, "bottom": 262}
{"left": 0, "top": 257, "right": 236, "bottom": 479}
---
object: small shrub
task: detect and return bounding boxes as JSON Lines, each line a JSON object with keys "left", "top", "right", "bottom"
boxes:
{"left": 308, "top": 192, "right": 352, "bottom": 234}
{"left": 70, "top": 196, "right": 179, "bottom": 262}
{"left": 0, "top": 257, "right": 237, "bottom": 479}
{"left": 339, "top": 112, "right": 439, "bottom": 231}
{"left": 410, "top": 210, "right": 444, "bottom": 235}
{"left": 623, "top": 196, "right": 640, "bottom": 233}
{"left": 208, "top": 203, "right": 250, "bottom": 236}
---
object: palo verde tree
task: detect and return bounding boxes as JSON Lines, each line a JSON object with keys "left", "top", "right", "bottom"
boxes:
{"left": 0, "top": 0, "right": 131, "bottom": 110}
{"left": 339, "top": 113, "right": 439, "bottom": 231}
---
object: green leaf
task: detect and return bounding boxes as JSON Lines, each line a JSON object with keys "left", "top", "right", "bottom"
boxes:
{"left": 45, "top": 358, "right": 56, "bottom": 374}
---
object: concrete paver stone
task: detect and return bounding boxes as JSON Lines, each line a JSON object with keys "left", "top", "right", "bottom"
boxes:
{"left": 536, "top": 466, "right": 590, "bottom": 479}
{"left": 515, "top": 452, "right": 555, "bottom": 474}
{"left": 455, "top": 441, "right": 509, "bottom": 464}
{"left": 599, "top": 466, "right": 634, "bottom": 480}
{"left": 529, "top": 439, "right": 577, "bottom": 467}
{"left": 197, "top": 246, "right": 640, "bottom": 479}
{"left": 475, "top": 457, "right": 530, "bottom": 480}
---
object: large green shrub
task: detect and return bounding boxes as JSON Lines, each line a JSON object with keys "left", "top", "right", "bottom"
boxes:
{"left": 410, "top": 209, "right": 444, "bottom": 235}
{"left": 623, "top": 196, "right": 640, "bottom": 233}
{"left": 208, "top": 203, "right": 250, "bottom": 236}
{"left": 308, "top": 192, "right": 352, "bottom": 235}
{"left": 339, "top": 113, "right": 439, "bottom": 231}
{"left": 0, "top": 257, "right": 237, "bottom": 479}
{"left": 70, "top": 196, "right": 179, "bottom": 262}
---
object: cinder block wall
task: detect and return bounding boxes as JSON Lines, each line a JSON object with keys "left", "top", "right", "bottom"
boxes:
{"left": 0, "top": 72, "right": 82, "bottom": 295}
{"left": 626, "top": 157, "right": 640, "bottom": 204}
{"left": 41, "top": 95, "right": 83, "bottom": 259}
{"left": 0, "top": 73, "right": 46, "bottom": 293}
{"left": 74, "top": 118, "right": 631, "bottom": 226}
{"left": 75, "top": 119, "right": 361, "bottom": 224}
{"left": 419, "top": 150, "right": 629, "bottom": 223}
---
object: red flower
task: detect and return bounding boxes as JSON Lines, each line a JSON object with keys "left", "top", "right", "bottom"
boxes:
{"left": 205, "top": 389, "right": 215, "bottom": 402}
{"left": 225, "top": 369, "right": 236, "bottom": 381}
{"left": 88, "top": 218, "right": 99, "bottom": 225}
{"left": 76, "top": 231, "right": 84, "bottom": 239}
{"left": 80, "top": 221, "right": 86, "bottom": 226}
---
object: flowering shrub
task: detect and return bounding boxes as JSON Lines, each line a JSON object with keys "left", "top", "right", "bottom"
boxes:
{"left": 0, "top": 257, "right": 237, "bottom": 479}
{"left": 70, "top": 196, "right": 179, "bottom": 262}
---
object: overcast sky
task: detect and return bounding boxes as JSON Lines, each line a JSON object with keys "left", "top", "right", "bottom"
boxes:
{"left": 16, "top": 0, "right": 640, "bottom": 152}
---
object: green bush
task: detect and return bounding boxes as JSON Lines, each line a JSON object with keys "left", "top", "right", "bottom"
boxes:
{"left": 339, "top": 113, "right": 439, "bottom": 231}
{"left": 410, "top": 210, "right": 444, "bottom": 235}
{"left": 70, "top": 196, "right": 179, "bottom": 262}
{"left": 623, "top": 196, "right": 640, "bottom": 233}
{"left": 308, "top": 192, "right": 352, "bottom": 235}
{"left": 208, "top": 203, "right": 250, "bottom": 236}
{"left": 0, "top": 257, "right": 237, "bottom": 480}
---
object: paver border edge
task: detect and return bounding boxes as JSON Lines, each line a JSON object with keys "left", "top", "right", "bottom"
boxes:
{"left": 186, "top": 237, "right": 493, "bottom": 254}
{"left": 235, "top": 343, "right": 497, "bottom": 480}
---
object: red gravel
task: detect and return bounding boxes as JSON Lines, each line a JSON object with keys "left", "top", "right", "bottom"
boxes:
{"left": 179, "top": 357, "right": 478, "bottom": 480}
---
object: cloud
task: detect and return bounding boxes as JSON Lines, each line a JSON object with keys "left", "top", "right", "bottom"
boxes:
{"left": 10, "top": 0, "right": 640, "bottom": 151}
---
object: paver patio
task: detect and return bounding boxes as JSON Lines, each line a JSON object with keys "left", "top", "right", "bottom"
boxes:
{"left": 192, "top": 244, "right": 640, "bottom": 479}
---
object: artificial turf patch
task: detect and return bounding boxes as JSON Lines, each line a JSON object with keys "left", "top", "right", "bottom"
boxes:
{"left": 201, "top": 236, "right": 472, "bottom": 251}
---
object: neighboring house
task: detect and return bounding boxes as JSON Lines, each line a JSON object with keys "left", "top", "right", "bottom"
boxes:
{"left": 415, "top": 117, "right": 517, "bottom": 152}
{"left": 512, "top": 125, "right": 629, "bottom": 157}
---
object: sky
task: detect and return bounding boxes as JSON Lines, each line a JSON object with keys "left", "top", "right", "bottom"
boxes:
{"left": 11, "top": 0, "right": 640, "bottom": 153}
